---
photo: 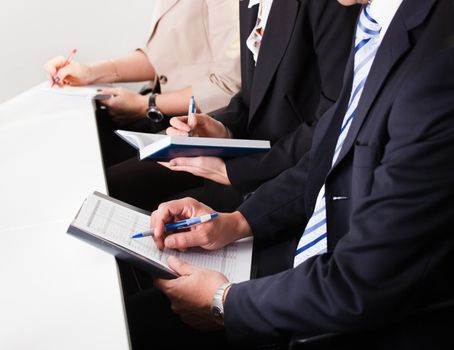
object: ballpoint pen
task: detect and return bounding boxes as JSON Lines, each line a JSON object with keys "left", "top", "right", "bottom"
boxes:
{"left": 131, "top": 213, "right": 219, "bottom": 239}
{"left": 52, "top": 48, "right": 78, "bottom": 87}
{"left": 187, "top": 95, "right": 196, "bottom": 136}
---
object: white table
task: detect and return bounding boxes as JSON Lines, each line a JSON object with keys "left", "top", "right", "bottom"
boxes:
{"left": 0, "top": 84, "right": 130, "bottom": 349}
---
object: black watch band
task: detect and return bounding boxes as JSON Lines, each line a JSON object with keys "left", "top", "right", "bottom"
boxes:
{"left": 146, "top": 93, "right": 164, "bottom": 123}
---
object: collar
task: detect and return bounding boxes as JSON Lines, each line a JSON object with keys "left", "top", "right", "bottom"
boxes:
{"left": 248, "top": 0, "right": 260, "bottom": 8}
{"left": 368, "top": 0, "right": 404, "bottom": 39}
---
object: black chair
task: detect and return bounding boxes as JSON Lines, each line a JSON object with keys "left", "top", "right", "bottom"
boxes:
{"left": 288, "top": 297, "right": 454, "bottom": 350}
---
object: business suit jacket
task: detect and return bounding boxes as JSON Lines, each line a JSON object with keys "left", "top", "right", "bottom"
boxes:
{"left": 212, "top": 0, "right": 360, "bottom": 194}
{"left": 226, "top": 0, "right": 454, "bottom": 348}
{"left": 140, "top": 0, "right": 241, "bottom": 113}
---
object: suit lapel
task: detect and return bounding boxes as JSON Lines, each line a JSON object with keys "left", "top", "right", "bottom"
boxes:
{"left": 147, "top": 0, "right": 179, "bottom": 39}
{"left": 331, "top": 0, "right": 438, "bottom": 170}
{"left": 248, "top": 0, "right": 301, "bottom": 121}
{"left": 240, "top": 0, "right": 259, "bottom": 100}
{"left": 306, "top": 49, "right": 355, "bottom": 206}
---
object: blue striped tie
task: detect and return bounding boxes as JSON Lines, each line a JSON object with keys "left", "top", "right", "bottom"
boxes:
{"left": 294, "top": 5, "right": 382, "bottom": 267}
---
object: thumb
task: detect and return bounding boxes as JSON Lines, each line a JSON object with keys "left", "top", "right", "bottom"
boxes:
{"left": 168, "top": 157, "right": 195, "bottom": 167}
{"left": 167, "top": 256, "right": 194, "bottom": 276}
{"left": 44, "top": 56, "right": 66, "bottom": 74}
{"left": 55, "top": 64, "right": 75, "bottom": 83}
{"left": 98, "top": 87, "right": 118, "bottom": 96}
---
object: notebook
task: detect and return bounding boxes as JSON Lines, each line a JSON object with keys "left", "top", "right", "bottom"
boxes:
{"left": 115, "top": 129, "right": 271, "bottom": 160}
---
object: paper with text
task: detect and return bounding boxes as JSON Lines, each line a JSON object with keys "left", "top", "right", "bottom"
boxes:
{"left": 72, "top": 193, "right": 252, "bottom": 283}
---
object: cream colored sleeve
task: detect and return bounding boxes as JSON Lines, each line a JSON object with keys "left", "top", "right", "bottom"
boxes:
{"left": 191, "top": 0, "right": 241, "bottom": 113}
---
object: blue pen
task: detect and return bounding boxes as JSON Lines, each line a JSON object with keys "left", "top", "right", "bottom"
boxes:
{"left": 187, "top": 95, "right": 196, "bottom": 136}
{"left": 131, "top": 213, "right": 219, "bottom": 239}
{"left": 188, "top": 95, "right": 196, "bottom": 115}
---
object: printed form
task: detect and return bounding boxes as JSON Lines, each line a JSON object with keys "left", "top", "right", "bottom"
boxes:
{"left": 72, "top": 192, "right": 252, "bottom": 283}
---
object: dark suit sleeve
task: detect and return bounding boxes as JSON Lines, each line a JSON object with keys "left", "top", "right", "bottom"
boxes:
{"left": 236, "top": 102, "right": 336, "bottom": 241}
{"left": 224, "top": 44, "right": 454, "bottom": 344}
{"left": 225, "top": 2, "right": 359, "bottom": 195}
{"left": 210, "top": 91, "right": 250, "bottom": 139}
{"left": 228, "top": 118, "right": 317, "bottom": 194}
{"left": 238, "top": 150, "right": 311, "bottom": 242}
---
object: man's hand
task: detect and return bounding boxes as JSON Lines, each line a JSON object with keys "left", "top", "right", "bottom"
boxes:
{"left": 153, "top": 256, "right": 229, "bottom": 330}
{"left": 98, "top": 87, "right": 148, "bottom": 124}
{"left": 158, "top": 156, "right": 230, "bottom": 185}
{"left": 150, "top": 197, "right": 252, "bottom": 251}
{"left": 167, "top": 113, "right": 230, "bottom": 138}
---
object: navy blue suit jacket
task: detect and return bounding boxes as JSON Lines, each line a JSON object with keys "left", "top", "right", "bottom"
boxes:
{"left": 226, "top": 0, "right": 454, "bottom": 347}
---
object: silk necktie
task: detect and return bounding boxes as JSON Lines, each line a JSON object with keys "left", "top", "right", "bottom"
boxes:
{"left": 294, "top": 5, "right": 382, "bottom": 267}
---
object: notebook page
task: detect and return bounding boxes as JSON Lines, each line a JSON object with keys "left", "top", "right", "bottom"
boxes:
{"left": 73, "top": 193, "right": 252, "bottom": 282}
{"left": 40, "top": 82, "right": 112, "bottom": 98}
{"left": 115, "top": 130, "right": 166, "bottom": 149}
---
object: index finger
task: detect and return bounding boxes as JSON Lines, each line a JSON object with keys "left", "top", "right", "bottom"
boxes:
{"left": 150, "top": 209, "right": 170, "bottom": 250}
{"left": 169, "top": 116, "right": 191, "bottom": 132}
{"left": 150, "top": 200, "right": 190, "bottom": 249}
{"left": 44, "top": 56, "right": 67, "bottom": 75}
{"left": 152, "top": 275, "right": 174, "bottom": 293}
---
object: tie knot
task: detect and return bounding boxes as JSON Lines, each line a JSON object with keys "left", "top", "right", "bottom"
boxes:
{"left": 357, "top": 5, "right": 381, "bottom": 39}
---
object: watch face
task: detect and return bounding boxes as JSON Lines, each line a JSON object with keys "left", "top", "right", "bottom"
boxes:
{"left": 146, "top": 107, "right": 164, "bottom": 123}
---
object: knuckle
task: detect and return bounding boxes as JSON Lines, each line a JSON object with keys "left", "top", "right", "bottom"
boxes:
{"left": 175, "top": 235, "right": 187, "bottom": 247}
{"left": 199, "top": 233, "right": 210, "bottom": 246}
{"left": 157, "top": 202, "right": 167, "bottom": 211}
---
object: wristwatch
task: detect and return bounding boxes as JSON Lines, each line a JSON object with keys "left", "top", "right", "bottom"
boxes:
{"left": 211, "top": 282, "right": 233, "bottom": 325}
{"left": 146, "top": 93, "right": 164, "bottom": 123}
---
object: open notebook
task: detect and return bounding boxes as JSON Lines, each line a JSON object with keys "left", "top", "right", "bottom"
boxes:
{"left": 67, "top": 192, "right": 253, "bottom": 281}
{"left": 115, "top": 129, "right": 271, "bottom": 160}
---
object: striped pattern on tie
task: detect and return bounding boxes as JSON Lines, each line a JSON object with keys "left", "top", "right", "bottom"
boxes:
{"left": 294, "top": 6, "right": 382, "bottom": 267}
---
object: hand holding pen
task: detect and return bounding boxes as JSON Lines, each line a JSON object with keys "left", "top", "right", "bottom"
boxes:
{"left": 167, "top": 95, "right": 231, "bottom": 138}
{"left": 50, "top": 48, "right": 77, "bottom": 87}
{"left": 131, "top": 213, "right": 219, "bottom": 238}
{"left": 149, "top": 197, "right": 250, "bottom": 252}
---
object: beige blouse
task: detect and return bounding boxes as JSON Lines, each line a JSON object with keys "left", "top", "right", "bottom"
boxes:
{"left": 140, "top": 0, "right": 241, "bottom": 113}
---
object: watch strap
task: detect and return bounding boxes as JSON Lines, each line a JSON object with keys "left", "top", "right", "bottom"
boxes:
{"left": 148, "top": 93, "right": 159, "bottom": 109}
{"left": 146, "top": 93, "right": 164, "bottom": 123}
{"left": 211, "top": 282, "right": 233, "bottom": 325}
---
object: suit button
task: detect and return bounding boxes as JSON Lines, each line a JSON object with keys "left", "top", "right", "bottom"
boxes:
{"left": 159, "top": 75, "right": 168, "bottom": 84}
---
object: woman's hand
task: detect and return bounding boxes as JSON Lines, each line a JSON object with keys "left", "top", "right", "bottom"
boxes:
{"left": 167, "top": 113, "right": 230, "bottom": 138}
{"left": 98, "top": 87, "right": 148, "bottom": 125}
{"left": 44, "top": 56, "right": 93, "bottom": 86}
{"left": 159, "top": 156, "right": 230, "bottom": 185}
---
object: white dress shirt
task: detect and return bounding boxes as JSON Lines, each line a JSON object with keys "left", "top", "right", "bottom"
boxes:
{"left": 246, "top": 0, "right": 273, "bottom": 64}
{"left": 368, "top": 0, "right": 403, "bottom": 43}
